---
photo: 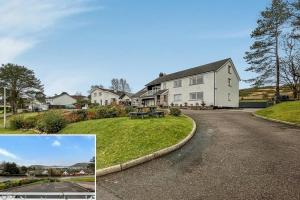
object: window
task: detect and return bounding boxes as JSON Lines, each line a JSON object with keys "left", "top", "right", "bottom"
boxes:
{"left": 189, "top": 92, "right": 203, "bottom": 101}
{"left": 173, "top": 80, "right": 182, "bottom": 88}
{"left": 228, "top": 78, "right": 232, "bottom": 87}
{"left": 228, "top": 65, "right": 232, "bottom": 74}
{"left": 98, "top": 92, "right": 102, "bottom": 96}
{"left": 94, "top": 92, "right": 97, "bottom": 97}
{"left": 163, "top": 82, "right": 167, "bottom": 89}
{"left": 174, "top": 94, "right": 182, "bottom": 102}
{"left": 190, "top": 75, "right": 203, "bottom": 85}
{"left": 228, "top": 93, "right": 231, "bottom": 101}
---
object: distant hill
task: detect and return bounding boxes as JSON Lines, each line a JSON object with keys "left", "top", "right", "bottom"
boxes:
{"left": 70, "top": 163, "right": 90, "bottom": 168}
{"left": 29, "top": 162, "right": 89, "bottom": 169}
{"left": 240, "top": 86, "right": 294, "bottom": 101}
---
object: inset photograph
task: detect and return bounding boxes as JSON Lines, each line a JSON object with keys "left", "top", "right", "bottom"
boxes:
{"left": 0, "top": 135, "right": 95, "bottom": 199}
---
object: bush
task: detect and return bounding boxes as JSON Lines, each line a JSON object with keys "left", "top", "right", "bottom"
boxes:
{"left": 37, "top": 111, "right": 67, "bottom": 133}
{"left": 9, "top": 115, "right": 24, "bottom": 129}
{"left": 124, "top": 106, "right": 135, "bottom": 114}
{"left": 75, "top": 110, "right": 88, "bottom": 121}
{"left": 22, "top": 116, "right": 38, "bottom": 129}
{"left": 170, "top": 107, "right": 181, "bottom": 116}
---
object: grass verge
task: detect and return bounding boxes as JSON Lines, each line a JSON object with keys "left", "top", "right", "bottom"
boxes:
{"left": 255, "top": 101, "right": 300, "bottom": 125}
{"left": 60, "top": 115, "right": 193, "bottom": 169}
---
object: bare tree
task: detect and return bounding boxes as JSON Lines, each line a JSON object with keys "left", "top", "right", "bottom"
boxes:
{"left": 281, "top": 33, "right": 300, "bottom": 99}
{"left": 110, "top": 78, "right": 131, "bottom": 92}
{"left": 88, "top": 85, "right": 104, "bottom": 94}
{"left": 110, "top": 78, "right": 120, "bottom": 91}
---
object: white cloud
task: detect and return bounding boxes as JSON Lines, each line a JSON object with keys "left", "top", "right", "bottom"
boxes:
{"left": 0, "top": 147, "right": 19, "bottom": 159}
{"left": 0, "top": 0, "right": 99, "bottom": 63}
{"left": 52, "top": 140, "right": 61, "bottom": 147}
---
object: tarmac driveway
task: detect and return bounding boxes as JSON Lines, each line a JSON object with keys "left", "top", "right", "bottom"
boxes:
{"left": 4, "top": 181, "right": 90, "bottom": 192}
{"left": 97, "top": 110, "right": 300, "bottom": 200}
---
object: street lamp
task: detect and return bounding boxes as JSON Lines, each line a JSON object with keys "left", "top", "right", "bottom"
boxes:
{"left": 3, "top": 87, "right": 6, "bottom": 128}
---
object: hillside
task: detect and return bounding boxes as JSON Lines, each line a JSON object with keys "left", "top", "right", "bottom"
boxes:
{"left": 240, "top": 86, "right": 294, "bottom": 101}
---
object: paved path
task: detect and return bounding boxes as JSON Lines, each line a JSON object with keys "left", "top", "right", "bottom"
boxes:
{"left": 97, "top": 110, "right": 300, "bottom": 200}
{"left": 4, "top": 181, "right": 90, "bottom": 192}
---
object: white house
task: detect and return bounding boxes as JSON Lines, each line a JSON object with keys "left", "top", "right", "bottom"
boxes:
{"left": 133, "top": 58, "right": 240, "bottom": 108}
{"left": 91, "top": 88, "right": 131, "bottom": 105}
{"left": 46, "top": 92, "right": 77, "bottom": 107}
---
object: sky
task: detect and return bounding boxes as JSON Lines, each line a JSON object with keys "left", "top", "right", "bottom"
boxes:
{"left": 0, "top": 0, "right": 270, "bottom": 96}
{"left": 0, "top": 135, "right": 95, "bottom": 166}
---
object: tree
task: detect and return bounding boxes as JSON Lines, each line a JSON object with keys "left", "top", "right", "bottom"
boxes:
{"left": 110, "top": 78, "right": 120, "bottom": 91}
{"left": 88, "top": 85, "right": 104, "bottom": 94}
{"left": 0, "top": 64, "right": 43, "bottom": 113}
{"left": 88, "top": 157, "right": 95, "bottom": 173}
{"left": 20, "top": 166, "right": 28, "bottom": 174}
{"left": 291, "top": 0, "right": 300, "bottom": 38}
{"left": 110, "top": 78, "right": 131, "bottom": 92}
{"left": 281, "top": 33, "right": 300, "bottom": 99}
{"left": 244, "top": 0, "right": 290, "bottom": 102}
{"left": 3, "top": 162, "right": 20, "bottom": 175}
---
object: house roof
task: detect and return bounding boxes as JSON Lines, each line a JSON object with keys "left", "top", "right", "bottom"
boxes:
{"left": 47, "top": 92, "right": 75, "bottom": 100}
{"left": 71, "top": 95, "right": 88, "bottom": 100}
{"left": 91, "top": 87, "right": 132, "bottom": 99}
{"left": 131, "top": 87, "right": 147, "bottom": 98}
{"left": 145, "top": 58, "right": 231, "bottom": 86}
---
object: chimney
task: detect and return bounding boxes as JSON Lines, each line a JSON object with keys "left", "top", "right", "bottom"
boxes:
{"left": 159, "top": 72, "right": 165, "bottom": 77}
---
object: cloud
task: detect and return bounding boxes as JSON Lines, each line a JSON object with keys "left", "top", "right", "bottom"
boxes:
{"left": 0, "top": 148, "right": 19, "bottom": 159}
{"left": 52, "top": 140, "right": 61, "bottom": 147}
{"left": 0, "top": 0, "right": 100, "bottom": 63}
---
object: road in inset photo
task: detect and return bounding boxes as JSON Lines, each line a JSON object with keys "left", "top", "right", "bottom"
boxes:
{"left": 0, "top": 135, "right": 96, "bottom": 198}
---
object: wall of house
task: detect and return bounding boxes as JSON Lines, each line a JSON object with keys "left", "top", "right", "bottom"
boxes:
{"left": 48, "top": 95, "right": 76, "bottom": 106}
{"left": 215, "top": 61, "right": 239, "bottom": 107}
{"left": 162, "top": 72, "right": 215, "bottom": 106}
{"left": 91, "top": 89, "right": 120, "bottom": 105}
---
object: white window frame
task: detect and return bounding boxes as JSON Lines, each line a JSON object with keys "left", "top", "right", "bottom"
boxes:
{"left": 228, "top": 93, "right": 231, "bottom": 101}
{"left": 189, "top": 75, "right": 204, "bottom": 85}
{"left": 174, "top": 94, "right": 182, "bottom": 102}
{"left": 189, "top": 92, "right": 203, "bottom": 101}
{"left": 173, "top": 80, "right": 182, "bottom": 88}
{"left": 228, "top": 65, "right": 232, "bottom": 74}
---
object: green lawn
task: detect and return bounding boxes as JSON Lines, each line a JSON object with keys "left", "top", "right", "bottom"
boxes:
{"left": 0, "top": 113, "right": 39, "bottom": 133}
{"left": 256, "top": 101, "right": 300, "bottom": 124}
{"left": 60, "top": 116, "right": 193, "bottom": 169}
{"left": 62, "top": 176, "right": 95, "bottom": 182}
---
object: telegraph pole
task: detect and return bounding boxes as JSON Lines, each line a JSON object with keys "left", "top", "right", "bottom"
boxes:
{"left": 3, "top": 87, "right": 6, "bottom": 128}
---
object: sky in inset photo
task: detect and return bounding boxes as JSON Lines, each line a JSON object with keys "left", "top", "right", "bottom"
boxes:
{"left": 0, "top": 0, "right": 270, "bottom": 95}
{"left": 0, "top": 135, "right": 95, "bottom": 166}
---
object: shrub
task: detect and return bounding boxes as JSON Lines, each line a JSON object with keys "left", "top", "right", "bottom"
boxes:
{"left": 170, "top": 107, "right": 181, "bottom": 116}
{"left": 22, "top": 116, "right": 38, "bottom": 129}
{"left": 37, "top": 111, "right": 67, "bottom": 133}
{"left": 9, "top": 115, "right": 24, "bottom": 129}
{"left": 87, "top": 110, "right": 97, "bottom": 120}
{"left": 124, "top": 106, "right": 135, "bottom": 114}
{"left": 63, "top": 112, "right": 81, "bottom": 123}
{"left": 75, "top": 110, "right": 88, "bottom": 121}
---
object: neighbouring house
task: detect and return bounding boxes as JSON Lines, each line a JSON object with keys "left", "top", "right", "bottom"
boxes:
{"left": 22, "top": 93, "right": 48, "bottom": 111}
{"left": 78, "top": 170, "right": 85, "bottom": 175}
{"left": 41, "top": 170, "right": 49, "bottom": 175}
{"left": 133, "top": 58, "right": 240, "bottom": 108}
{"left": 90, "top": 88, "right": 132, "bottom": 105}
{"left": 62, "top": 171, "right": 69, "bottom": 176}
{"left": 46, "top": 92, "right": 77, "bottom": 108}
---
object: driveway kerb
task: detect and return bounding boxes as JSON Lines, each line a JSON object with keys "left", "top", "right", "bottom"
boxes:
{"left": 252, "top": 112, "right": 300, "bottom": 128}
{"left": 96, "top": 115, "right": 196, "bottom": 177}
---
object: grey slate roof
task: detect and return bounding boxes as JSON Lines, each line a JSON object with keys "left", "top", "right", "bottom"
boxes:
{"left": 91, "top": 87, "right": 132, "bottom": 99}
{"left": 145, "top": 58, "right": 231, "bottom": 86}
{"left": 131, "top": 87, "right": 147, "bottom": 98}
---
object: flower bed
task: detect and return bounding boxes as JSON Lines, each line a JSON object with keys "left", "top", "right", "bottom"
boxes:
{"left": 8, "top": 105, "right": 134, "bottom": 133}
